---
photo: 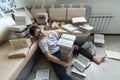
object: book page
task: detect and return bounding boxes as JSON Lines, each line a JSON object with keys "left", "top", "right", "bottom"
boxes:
{"left": 8, "top": 48, "right": 29, "bottom": 58}
{"left": 9, "top": 38, "right": 32, "bottom": 49}
{"left": 57, "top": 38, "right": 74, "bottom": 48}
{"left": 34, "top": 69, "right": 49, "bottom": 80}
{"left": 106, "top": 50, "right": 120, "bottom": 60}
{"left": 72, "top": 59, "right": 85, "bottom": 72}
{"left": 61, "top": 34, "right": 76, "bottom": 41}
{"left": 72, "top": 17, "right": 87, "bottom": 23}
{"left": 61, "top": 24, "right": 79, "bottom": 32}
{"left": 71, "top": 67, "right": 86, "bottom": 77}
{"left": 77, "top": 54, "right": 91, "bottom": 67}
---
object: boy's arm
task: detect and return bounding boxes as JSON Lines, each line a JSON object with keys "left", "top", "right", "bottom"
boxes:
{"left": 43, "top": 51, "right": 69, "bottom": 68}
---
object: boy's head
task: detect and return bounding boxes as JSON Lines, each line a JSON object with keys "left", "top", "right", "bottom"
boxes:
{"left": 29, "top": 24, "right": 41, "bottom": 38}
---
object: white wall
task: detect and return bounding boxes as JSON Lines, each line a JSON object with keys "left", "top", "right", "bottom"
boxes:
{"left": 15, "top": 0, "right": 120, "bottom": 34}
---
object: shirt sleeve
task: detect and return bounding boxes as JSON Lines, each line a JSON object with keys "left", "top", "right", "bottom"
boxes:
{"left": 38, "top": 40, "right": 49, "bottom": 53}
{"left": 52, "top": 31, "right": 60, "bottom": 40}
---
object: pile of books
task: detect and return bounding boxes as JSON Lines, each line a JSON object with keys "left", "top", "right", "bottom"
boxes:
{"left": 8, "top": 38, "right": 32, "bottom": 58}
{"left": 82, "top": 42, "right": 97, "bottom": 55}
{"left": 57, "top": 34, "right": 76, "bottom": 62}
{"left": 10, "top": 25, "right": 30, "bottom": 38}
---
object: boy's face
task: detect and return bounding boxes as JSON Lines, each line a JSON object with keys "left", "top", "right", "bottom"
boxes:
{"left": 34, "top": 28, "right": 42, "bottom": 38}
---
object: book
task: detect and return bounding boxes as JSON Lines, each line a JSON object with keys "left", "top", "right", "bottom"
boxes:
{"left": 10, "top": 25, "right": 27, "bottom": 32}
{"left": 8, "top": 48, "right": 29, "bottom": 58}
{"left": 72, "top": 17, "right": 87, "bottom": 24}
{"left": 71, "top": 67, "right": 87, "bottom": 77}
{"left": 79, "top": 24, "right": 93, "bottom": 31}
{"left": 61, "top": 34, "right": 76, "bottom": 41}
{"left": 106, "top": 50, "right": 120, "bottom": 60}
{"left": 9, "top": 38, "right": 32, "bottom": 49}
{"left": 34, "top": 69, "right": 49, "bottom": 80}
{"left": 61, "top": 24, "right": 79, "bottom": 32}
{"left": 57, "top": 34, "right": 76, "bottom": 62}
{"left": 57, "top": 34, "right": 76, "bottom": 48}
{"left": 72, "top": 54, "right": 91, "bottom": 72}
{"left": 94, "top": 34, "right": 105, "bottom": 44}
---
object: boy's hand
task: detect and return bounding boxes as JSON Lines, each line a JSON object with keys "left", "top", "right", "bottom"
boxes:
{"left": 74, "top": 45, "right": 79, "bottom": 50}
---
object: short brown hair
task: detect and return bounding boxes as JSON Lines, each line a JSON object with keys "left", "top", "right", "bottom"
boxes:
{"left": 29, "top": 24, "right": 40, "bottom": 37}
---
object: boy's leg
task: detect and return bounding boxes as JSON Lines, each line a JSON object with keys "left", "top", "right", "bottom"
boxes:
{"left": 50, "top": 50, "right": 72, "bottom": 80}
{"left": 76, "top": 47, "right": 93, "bottom": 61}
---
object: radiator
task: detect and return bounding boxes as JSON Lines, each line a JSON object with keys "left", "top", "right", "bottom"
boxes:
{"left": 89, "top": 15, "right": 113, "bottom": 33}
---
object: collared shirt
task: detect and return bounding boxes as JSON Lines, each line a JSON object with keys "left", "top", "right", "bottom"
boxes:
{"left": 38, "top": 30, "right": 60, "bottom": 54}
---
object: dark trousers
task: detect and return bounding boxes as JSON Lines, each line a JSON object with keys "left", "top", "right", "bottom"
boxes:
{"left": 73, "top": 47, "right": 93, "bottom": 61}
{"left": 50, "top": 50, "right": 72, "bottom": 80}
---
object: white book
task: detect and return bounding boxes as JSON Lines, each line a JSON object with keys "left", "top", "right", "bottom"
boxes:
{"left": 8, "top": 48, "right": 29, "bottom": 58}
{"left": 57, "top": 38, "right": 73, "bottom": 49}
{"left": 61, "top": 24, "right": 79, "bottom": 32}
{"left": 57, "top": 34, "right": 76, "bottom": 48}
{"left": 71, "top": 67, "right": 87, "bottom": 77}
{"left": 106, "top": 50, "right": 120, "bottom": 60}
{"left": 72, "top": 17, "right": 87, "bottom": 24}
{"left": 94, "top": 34, "right": 105, "bottom": 44}
{"left": 34, "top": 69, "right": 49, "bottom": 80}
{"left": 79, "top": 24, "right": 93, "bottom": 31}
{"left": 10, "top": 25, "right": 26, "bottom": 32}
{"left": 72, "top": 54, "right": 91, "bottom": 72}
{"left": 61, "top": 34, "right": 76, "bottom": 41}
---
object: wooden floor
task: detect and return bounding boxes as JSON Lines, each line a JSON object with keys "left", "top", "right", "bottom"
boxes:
{"left": 27, "top": 35, "right": 120, "bottom": 80}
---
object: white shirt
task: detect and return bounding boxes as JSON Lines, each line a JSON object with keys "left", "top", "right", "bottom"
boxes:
{"left": 38, "top": 30, "right": 60, "bottom": 54}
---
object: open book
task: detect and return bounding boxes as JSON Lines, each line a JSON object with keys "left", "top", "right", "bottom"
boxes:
{"left": 71, "top": 67, "right": 87, "bottom": 77}
{"left": 61, "top": 24, "right": 79, "bottom": 32}
{"left": 94, "top": 34, "right": 105, "bottom": 44}
{"left": 9, "top": 38, "right": 32, "bottom": 49}
{"left": 72, "top": 54, "right": 91, "bottom": 72}
{"left": 34, "top": 69, "right": 50, "bottom": 80}
{"left": 106, "top": 50, "right": 120, "bottom": 60}
{"left": 57, "top": 34, "right": 76, "bottom": 49}
{"left": 79, "top": 24, "right": 93, "bottom": 31}
{"left": 72, "top": 17, "right": 87, "bottom": 24}
{"left": 8, "top": 48, "right": 29, "bottom": 58}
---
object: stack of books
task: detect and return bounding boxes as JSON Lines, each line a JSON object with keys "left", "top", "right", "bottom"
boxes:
{"left": 10, "top": 25, "right": 29, "bottom": 38}
{"left": 8, "top": 38, "right": 32, "bottom": 58}
{"left": 57, "top": 34, "right": 76, "bottom": 62}
{"left": 82, "top": 42, "right": 97, "bottom": 55}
